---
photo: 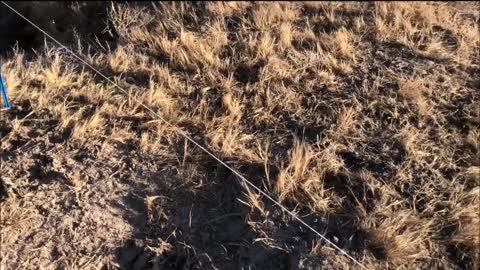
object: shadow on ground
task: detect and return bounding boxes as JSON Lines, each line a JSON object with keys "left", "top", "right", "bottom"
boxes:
{"left": 0, "top": 1, "right": 117, "bottom": 57}
{"left": 109, "top": 145, "right": 370, "bottom": 269}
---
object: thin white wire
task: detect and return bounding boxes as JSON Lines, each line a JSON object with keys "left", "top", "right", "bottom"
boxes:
{"left": 1, "top": 2, "right": 369, "bottom": 269}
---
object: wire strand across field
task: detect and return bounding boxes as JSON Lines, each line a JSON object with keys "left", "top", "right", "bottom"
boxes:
{"left": 0, "top": 2, "right": 478, "bottom": 270}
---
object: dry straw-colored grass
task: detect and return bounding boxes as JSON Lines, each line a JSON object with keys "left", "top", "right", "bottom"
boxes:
{"left": 0, "top": 2, "right": 479, "bottom": 269}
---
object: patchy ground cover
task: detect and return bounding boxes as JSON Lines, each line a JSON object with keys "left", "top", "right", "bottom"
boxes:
{"left": 0, "top": 2, "right": 479, "bottom": 269}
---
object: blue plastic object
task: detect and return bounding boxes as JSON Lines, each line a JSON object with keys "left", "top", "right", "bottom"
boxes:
{"left": 0, "top": 65, "right": 11, "bottom": 110}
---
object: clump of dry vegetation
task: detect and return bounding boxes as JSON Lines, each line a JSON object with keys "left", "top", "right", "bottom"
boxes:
{"left": 0, "top": 2, "right": 478, "bottom": 269}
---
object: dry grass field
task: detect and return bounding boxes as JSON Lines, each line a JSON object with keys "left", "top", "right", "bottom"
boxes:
{"left": 0, "top": 2, "right": 479, "bottom": 269}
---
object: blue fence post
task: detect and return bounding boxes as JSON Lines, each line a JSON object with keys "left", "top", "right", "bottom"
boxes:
{"left": 0, "top": 65, "right": 11, "bottom": 110}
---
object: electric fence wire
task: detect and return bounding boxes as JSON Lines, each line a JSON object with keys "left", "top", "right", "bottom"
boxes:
{"left": 1, "top": 2, "right": 370, "bottom": 269}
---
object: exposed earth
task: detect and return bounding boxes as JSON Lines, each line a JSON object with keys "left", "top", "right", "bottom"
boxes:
{"left": 0, "top": 2, "right": 479, "bottom": 270}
